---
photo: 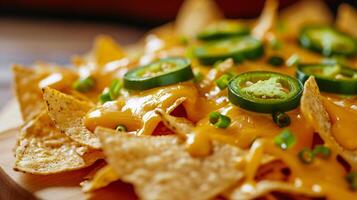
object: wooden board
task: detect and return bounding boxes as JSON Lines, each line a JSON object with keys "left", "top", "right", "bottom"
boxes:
{"left": 0, "top": 128, "right": 138, "bottom": 200}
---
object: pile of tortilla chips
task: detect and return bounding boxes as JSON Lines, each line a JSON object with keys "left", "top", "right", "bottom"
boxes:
{"left": 11, "top": 0, "right": 357, "bottom": 199}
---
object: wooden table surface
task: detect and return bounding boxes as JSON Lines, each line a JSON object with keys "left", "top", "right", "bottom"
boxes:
{"left": 0, "top": 17, "right": 146, "bottom": 109}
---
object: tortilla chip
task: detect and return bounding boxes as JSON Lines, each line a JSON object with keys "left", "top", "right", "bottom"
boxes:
{"left": 252, "top": 0, "right": 278, "bottom": 40}
{"left": 92, "top": 35, "right": 126, "bottom": 66}
{"left": 301, "top": 77, "right": 357, "bottom": 166}
{"left": 43, "top": 87, "right": 101, "bottom": 149}
{"left": 14, "top": 111, "right": 103, "bottom": 174}
{"left": 96, "top": 127, "right": 245, "bottom": 200}
{"left": 279, "top": 0, "right": 333, "bottom": 37}
{"left": 12, "top": 65, "right": 48, "bottom": 121}
{"left": 175, "top": 0, "right": 222, "bottom": 38}
{"left": 12, "top": 65, "right": 79, "bottom": 121}
{"left": 81, "top": 165, "right": 119, "bottom": 192}
{"left": 155, "top": 109, "right": 194, "bottom": 138}
{"left": 336, "top": 4, "right": 357, "bottom": 38}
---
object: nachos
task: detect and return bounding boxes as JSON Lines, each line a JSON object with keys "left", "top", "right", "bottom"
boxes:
{"left": 11, "top": 0, "right": 357, "bottom": 199}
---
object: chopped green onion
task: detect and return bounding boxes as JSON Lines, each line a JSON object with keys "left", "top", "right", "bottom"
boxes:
{"left": 274, "top": 129, "right": 296, "bottom": 150}
{"left": 209, "top": 112, "right": 231, "bottom": 129}
{"left": 346, "top": 172, "right": 357, "bottom": 190}
{"left": 286, "top": 54, "right": 300, "bottom": 67}
{"left": 109, "top": 78, "right": 122, "bottom": 100}
{"left": 298, "top": 148, "right": 314, "bottom": 164}
{"left": 272, "top": 112, "right": 291, "bottom": 128}
{"left": 73, "top": 76, "right": 95, "bottom": 92}
{"left": 179, "top": 36, "right": 189, "bottom": 45}
{"left": 99, "top": 79, "right": 122, "bottom": 104}
{"left": 312, "top": 145, "right": 331, "bottom": 159}
{"left": 194, "top": 71, "right": 203, "bottom": 83}
{"left": 269, "top": 38, "right": 283, "bottom": 50}
{"left": 99, "top": 89, "right": 111, "bottom": 104}
{"left": 116, "top": 124, "right": 127, "bottom": 132}
{"left": 267, "top": 56, "right": 284, "bottom": 67}
{"left": 215, "top": 73, "right": 234, "bottom": 90}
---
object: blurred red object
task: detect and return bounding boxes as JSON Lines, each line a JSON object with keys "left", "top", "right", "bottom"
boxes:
{"left": 0, "top": 0, "right": 341, "bottom": 23}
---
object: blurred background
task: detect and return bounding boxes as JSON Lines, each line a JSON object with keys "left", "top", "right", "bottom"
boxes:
{"left": 0, "top": 0, "right": 356, "bottom": 107}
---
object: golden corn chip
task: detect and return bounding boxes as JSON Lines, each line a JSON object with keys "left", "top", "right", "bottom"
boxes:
{"left": 279, "top": 0, "right": 333, "bottom": 37}
{"left": 96, "top": 127, "right": 245, "bottom": 200}
{"left": 92, "top": 35, "right": 126, "bottom": 66}
{"left": 301, "top": 77, "right": 357, "bottom": 166}
{"left": 81, "top": 165, "right": 119, "bottom": 192}
{"left": 252, "top": 0, "right": 278, "bottom": 40}
{"left": 175, "top": 0, "right": 222, "bottom": 38}
{"left": 12, "top": 65, "right": 78, "bottom": 122}
{"left": 43, "top": 87, "right": 101, "bottom": 149}
{"left": 336, "top": 4, "right": 357, "bottom": 37}
{"left": 14, "top": 111, "right": 103, "bottom": 174}
{"left": 12, "top": 65, "right": 49, "bottom": 121}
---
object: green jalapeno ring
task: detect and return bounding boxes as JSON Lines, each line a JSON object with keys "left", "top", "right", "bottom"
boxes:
{"left": 296, "top": 64, "right": 357, "bottom": 94}
{"left": 197, "top": 21, "right": 250, "bottom": 41}
{"left": 299, "top": 25, "right": 357, "bottom": 57}
{"left": 228, "top": 71, "right": 303, "bottom": 113}
{"left": 194, "top": 36, "right": 264, "bottom": 65}
{"left": 124, "top": 57, "right": 194, "bottom": 90}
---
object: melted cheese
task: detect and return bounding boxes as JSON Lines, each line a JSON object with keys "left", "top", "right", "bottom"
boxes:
{"left": 85, "top": 82, "right": 210, "bottom": 135}
{"left": 322, "top": 95, "right": 357, "bottom": 150}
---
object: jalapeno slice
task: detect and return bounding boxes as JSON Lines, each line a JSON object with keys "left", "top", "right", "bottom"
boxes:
{"left": 296, "top": 64, "right": 357, "bottom": 94}
{"left": 228, "top": 71, "right": 303, "bottom": 113}
{"left": 197, "top": 21, "right": 250, "bottom": 41}
{"left": 124, "top": 58, "right": 194, "bottom": 90}
{"left": 299, "top": 26, "right": 357, "bottom": 57}
{"left": 193, "top": 36, "right": 264, "bottom": 65}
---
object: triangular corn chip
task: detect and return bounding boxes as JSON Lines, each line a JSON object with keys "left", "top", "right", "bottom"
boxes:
{"left": 12, "top": 65, "right": 48, "bottom": 121}
{"left": 43, "top": 87, "right": 101, "bottom": 149}
{"left": 92, "top": 35, "right": 126, "bottom": 66}
{"left": 252, "top": 0, "right": 279, "bottom": 40}
{"left": 301, "top": 77, "right": 357, "bottom": 166}
{"left": 175, "top": 0, "right": 222, "bottom": 38}
{"left": 336, "top": 4, "right": 357, "bottom": 38}
{"left": 96, "top": 127, "right": 245, "bottom": 200}
{"left": 14, "top": 111, "right": 103, "bottom": 174}
{"left": 279, "top": 0, "right": 333, "bottom": 37}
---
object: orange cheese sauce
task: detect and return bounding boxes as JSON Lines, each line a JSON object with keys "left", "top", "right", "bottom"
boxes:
{"left": 85, "top": 82, "right": 214, "bottom": 135}
{"left": 322, "top": 94, "right": 357, "bottom": 150}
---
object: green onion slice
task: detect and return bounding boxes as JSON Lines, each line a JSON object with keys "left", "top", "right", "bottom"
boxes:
{"left": 228, "top": 71, "right": 303, "bottom": 113}
{"left": 209, "top": 112, "right": 231, "bottom": 129}
{"left": 99, "top": 90, "right": 112, "bottom": 104}
{"left": 298, "top": 148, "right": 314, "bottom": 164}
{"left": 274, "top": 129, "right": 296, "bottom": 150}
{"left": 272, "top": 111, "right": 291, "bottom": 128}
{"left": 109, "top": 78, "right": 122, "bottom": 100}
{"left": 116, "top": 124, "right": 127, "bottom": 132}
{"left": 73, "top": 76, "right": 95, "bottom": 93}
{"left": 296, "top": 64, "right": 357, "bottom": 94}
{"left": 312, "top": 145, "right": 331, "bottom": 159}
{"left": 124, "top": 57, "right": 194, "bottom": 90}
{"left": 267, "top": 55, "right": 284, "bottom": 67}
{"left": 346, "top": 172, "right": 357, "bottom": 190}
{"left": 215, "top": 73, "right": 235, "bottom": 90}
